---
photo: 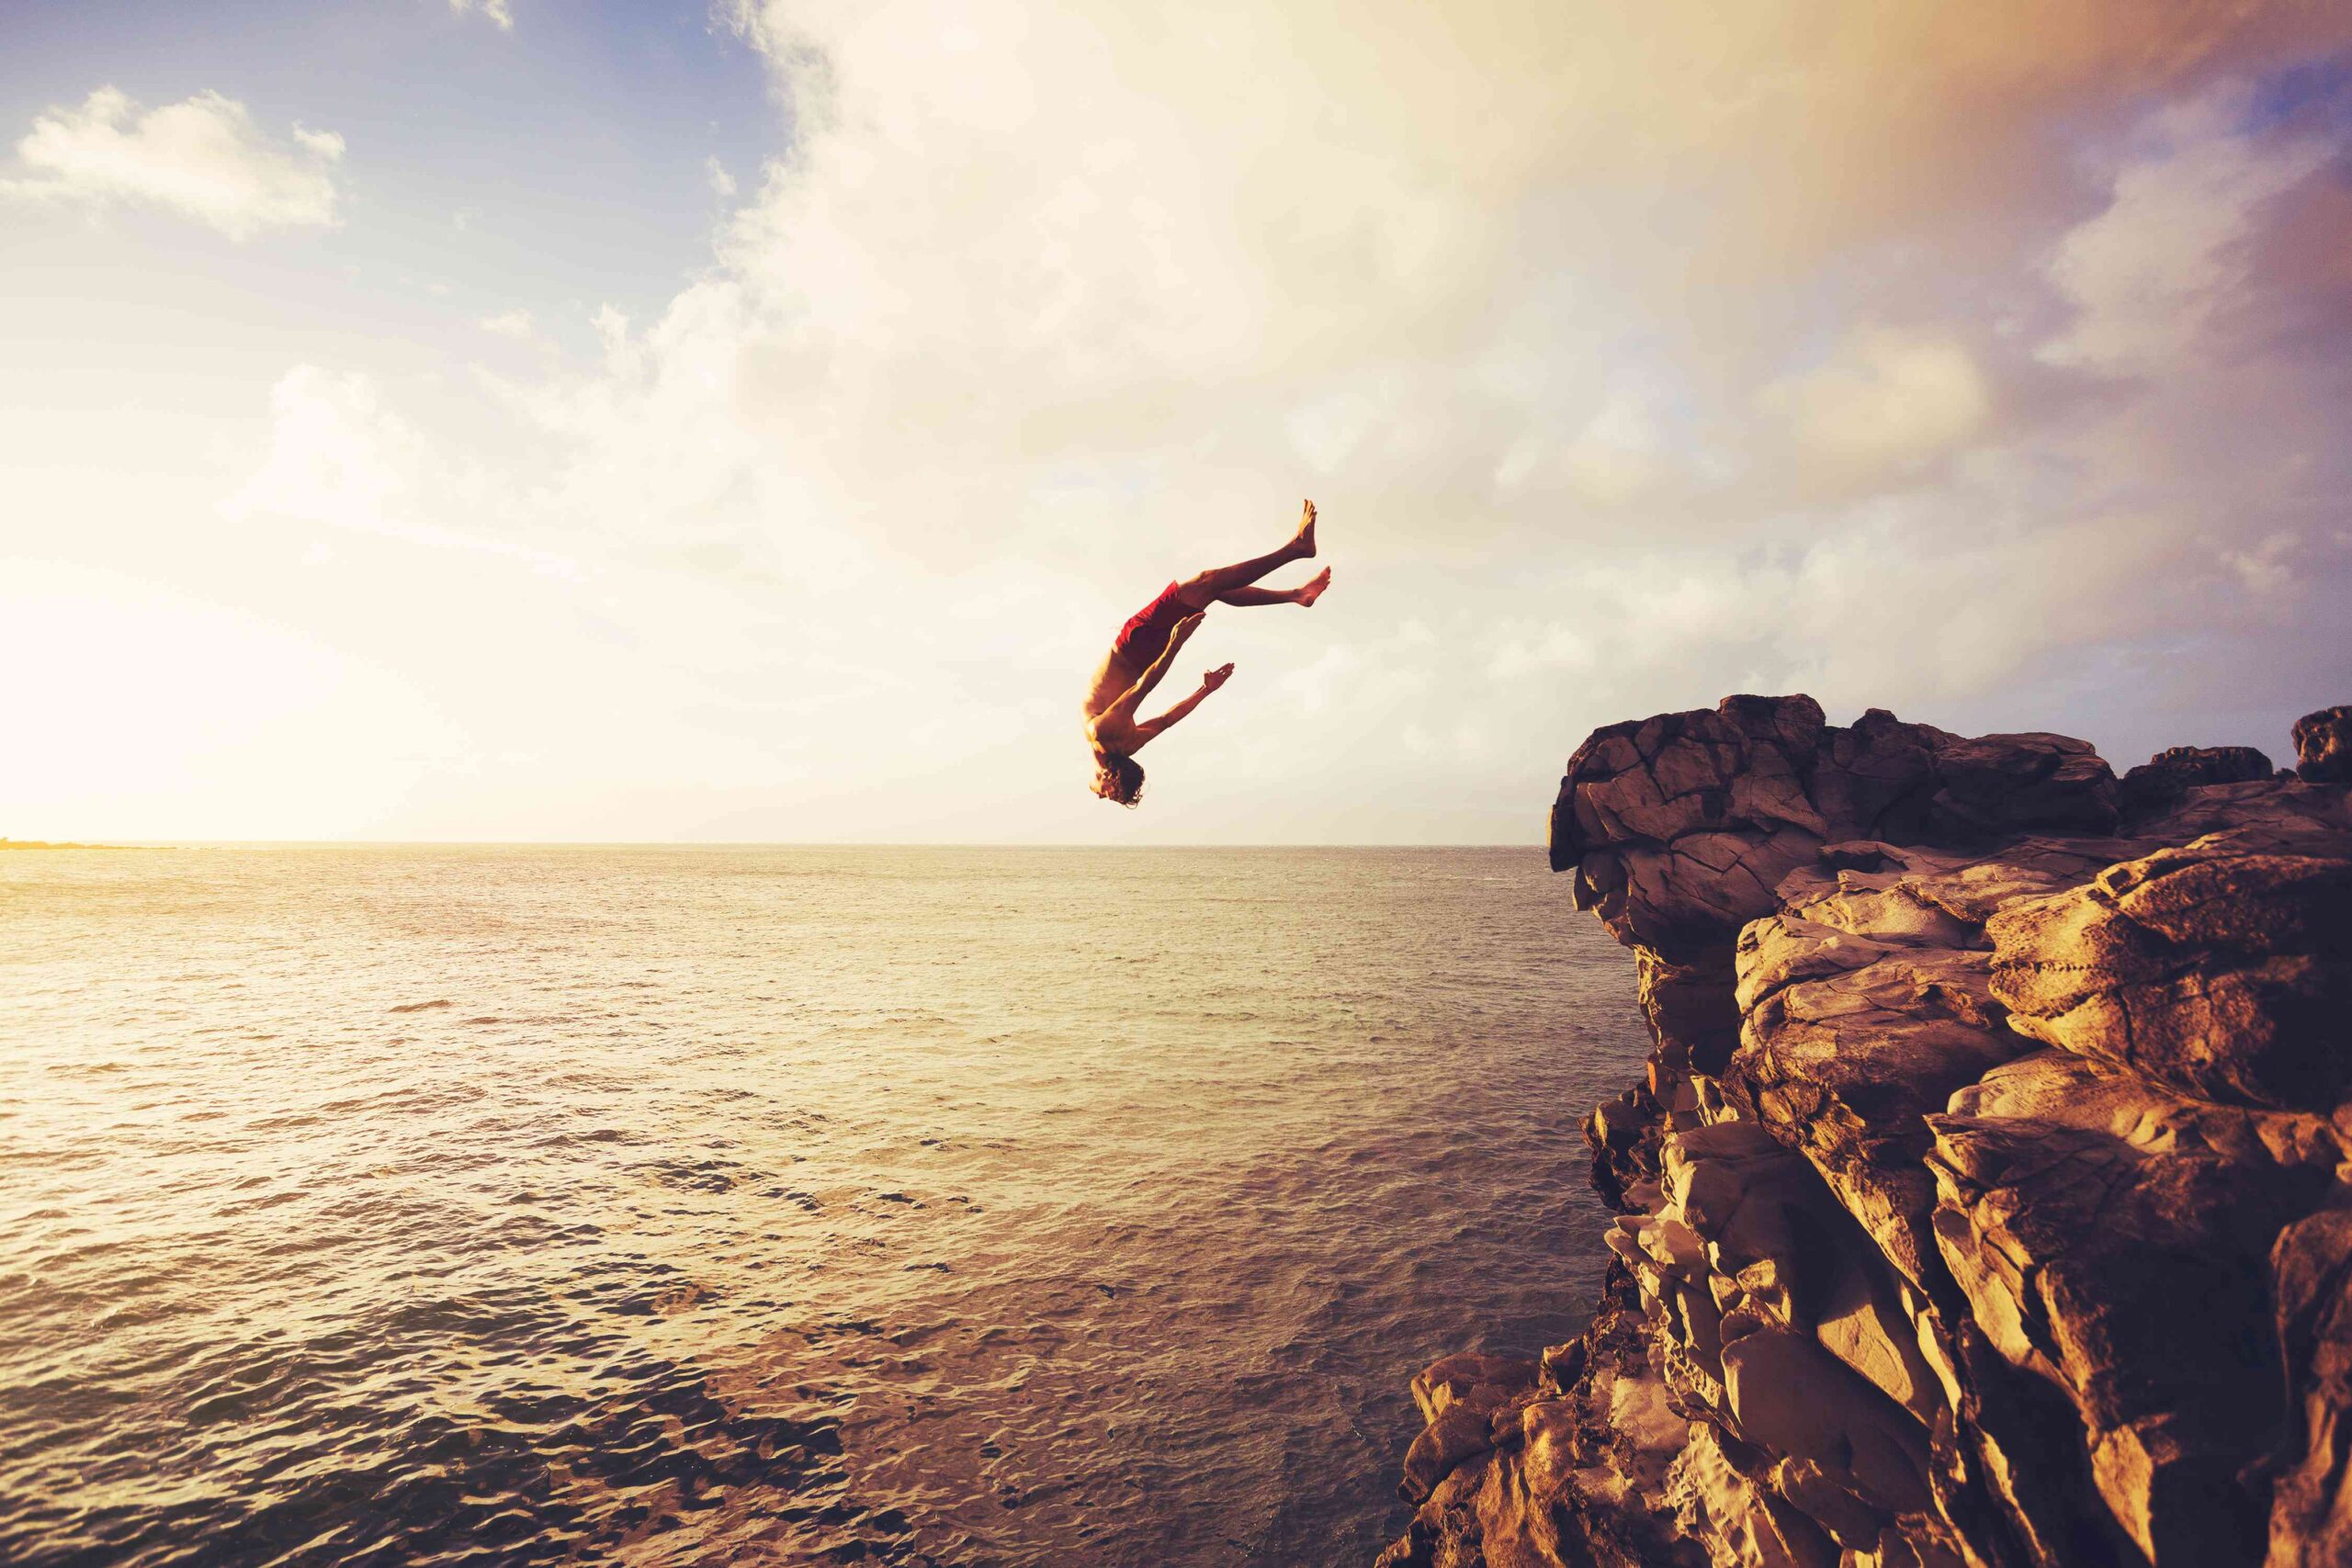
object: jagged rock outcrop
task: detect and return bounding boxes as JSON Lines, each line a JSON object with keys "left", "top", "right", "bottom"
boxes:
{"left": 1384, "top": 697, "right": 2352, "bottom": 1568}
{"left": 2117, "top": 746, "right": 2276, "bottom": 819}
{"left": 2295, "top": 709, "right": 2352, "bottom": 785}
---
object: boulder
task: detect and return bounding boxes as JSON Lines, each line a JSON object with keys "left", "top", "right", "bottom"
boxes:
{"left": 1397, "top": 1350, "right": 1544, "bottom": 1503}
{"left": 1551, "top": 696, "right": 1832, "bottom": 955}
{"left": 1412, "top": 1350, "right": 1542, "bottom": 1425}
{"left": 1987, "top": 845, "right": 2352, "bottom": 1110}
{"left": 1400, "top": 1402, "right": 1499, "bottom": 1505}
{"left": 2293, "top": 706, "right": 2352, "bottom": 784}
{"left": 1925, "top": 732, "right": 2119, "bottom": 840}
{"left": 1812, "top": 709, "right": 1948, "bottom": 840}
{"left": 2120, "top": 746, "right": 2276, "bottom": 819}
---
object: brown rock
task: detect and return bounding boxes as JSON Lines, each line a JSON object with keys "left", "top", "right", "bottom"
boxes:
{"left": 2120, "top": 745, "right": 2276, "bottom": 819}
{"left": 1719, "top": 1328, "right": 1934, "bottom": 1516}
{"left": 2130, "top": 780, "right": 2352, "bottom": 853}
{"left": 1926, "top": 732, "right": 2120, "bottom": 841}
{"left": 1400, "top": 1402, "right": 1498, "bottom": 1505}
{"left": 1812, "top": 708, "right": 1947, "bottom": 840}
{"left": 1639, "top": 945, "right": 1744, "bottom": 1075}
{"left": 1769, "top": 1454, "right": 1890, "bottom": 1551}
{"left": 1813, "top": 1241, "right": 1943, "bottom": 1426}
{"left": 1988, "top": 845, "right": 2352, "bottom": 1110}
{"left": 2265, "top": 1210, "right": 2352, "bottom": 1568}
{"left": 1950, "top": 1050, "right": 2347, "bottom": 1175}
{"left": 1412, "top": 1350, "right": 1542, "bottom": 1425}
{"left": 1948, "top": 1319, "right": 2133, "bottom": 1568}
{"left": 1433, "top": 693, "right": 2352, "bottom": 1568}
{"left": 1383, "top": 1298, "right": 1711, "bottom": 1568}
{"left": 1550, "top": 696, "right": 1832, "bottom": 957}
{"left": 1732, "top": 939, "right": 2025, "bottom": 1292}
{"left": 2293, "top": 705, "right": 2352, "bottom": 784}
{"left": 1663, "top": 1422, "right": 1840, "bottom": 1568}
{"left": 1555, "top": 702, "right": 2148, "bottom": 975}
{"left": 1928, "top": 1112, "right": 2333, "bottom": 1564}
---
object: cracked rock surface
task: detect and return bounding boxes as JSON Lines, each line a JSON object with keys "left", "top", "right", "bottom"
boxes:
{"left": 1382, "top": 695, "right": 2352, "bottom": 1568}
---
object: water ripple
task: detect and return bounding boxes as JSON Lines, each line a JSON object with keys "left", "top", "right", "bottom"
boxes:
{"left": 0, "top": 847, "right": 1645, "bottom": 1566}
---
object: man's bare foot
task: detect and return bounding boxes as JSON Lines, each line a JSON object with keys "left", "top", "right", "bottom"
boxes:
{"left": 1293, "top": 499, "right": 1317, "bottom": 558}
{"left": 1294, "top": 566, "right": 1332, "bottom": 605}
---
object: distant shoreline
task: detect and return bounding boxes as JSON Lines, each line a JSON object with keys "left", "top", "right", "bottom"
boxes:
{"left": 0, "top": 838, "right": 155, "bottom": 852}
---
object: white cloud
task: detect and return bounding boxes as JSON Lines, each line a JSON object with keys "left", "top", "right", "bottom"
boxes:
{"left": 0, "top": 86, "right": 344, "bottom": 240}
{"left": 16, "top": 2, "right": 2346, "bottom": 840}
{"left": 1558, "top": 389, "right": 1672, "bottom": 504}
{"left": 1758, "top": 327, "right": 1989, "bottom": 476}
{"left": 480, "top": 308, "right": 536, "bottom": 339}
{"left": 304, "top": 6, "right": 2352, "bottom": 828}
{"left": 706, "top": 155, "right": 738, "bottom": 198}
{"left": 2040, "top": 89, "right": 2333, "bottom": 376}
{"left": 449, "top": 0, "right": 515, "bottom": 29}
{"left": 1487, "top": 621, "right": 1599, "bottom": 682}
{"left": 1489, "top": 505, "right": 2200, "bottom": 716}
{"left": 1287, "top": 387, "right": 1393, "bottom": 476}
{"left": 2222, "top": 530, "right": 2297, "bottom": 595}
{"left": 221, "top": 366, "right": 580, "bottom": 576}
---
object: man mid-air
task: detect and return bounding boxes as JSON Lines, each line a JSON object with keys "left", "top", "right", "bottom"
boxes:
{"left": 1081, "top": 500, "right": 1331, "bottom": 807}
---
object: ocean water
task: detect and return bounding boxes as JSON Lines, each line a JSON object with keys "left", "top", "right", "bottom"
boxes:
{"left": 0, "top": 846, "right": 1647, "bottom": 1567}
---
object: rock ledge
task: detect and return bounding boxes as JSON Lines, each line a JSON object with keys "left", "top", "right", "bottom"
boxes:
{"left": 1381, "top": 697, "right": 2352, "bottom": 1568}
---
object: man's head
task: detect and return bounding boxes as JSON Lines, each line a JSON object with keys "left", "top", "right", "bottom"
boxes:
{"left": 1092, "top": 751, "right": 1145, "bottom": 807}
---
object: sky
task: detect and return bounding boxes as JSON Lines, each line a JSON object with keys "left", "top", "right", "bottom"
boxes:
{"left": 5, "top": 1, "right": 2351, "bottom": 843}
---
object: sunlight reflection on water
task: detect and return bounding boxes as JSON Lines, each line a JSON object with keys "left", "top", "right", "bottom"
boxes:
{"left": 0, "top": 846, "right": 1646, "bottom": 1566}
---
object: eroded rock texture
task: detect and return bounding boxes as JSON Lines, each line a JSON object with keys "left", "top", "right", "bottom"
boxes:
{"left": 1385, "top": 698, "right": 2352, "bottom": 1568}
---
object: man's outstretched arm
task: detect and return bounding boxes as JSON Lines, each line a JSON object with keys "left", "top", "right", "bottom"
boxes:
{"left": 1138, "top": 663, "right": 1234, "bottom": 742}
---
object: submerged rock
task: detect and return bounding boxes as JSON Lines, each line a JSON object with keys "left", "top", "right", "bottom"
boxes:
{"left": 1384, "top": 695, "right": 2352, "bottom": 1568}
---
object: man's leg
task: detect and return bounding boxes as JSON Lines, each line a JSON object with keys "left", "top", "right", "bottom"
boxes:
{"left": 1215, "top": 568, "right": 1331, "bottom": 608}
{"left": 1173, "top": 501, "right": 1317, "bottom": 609}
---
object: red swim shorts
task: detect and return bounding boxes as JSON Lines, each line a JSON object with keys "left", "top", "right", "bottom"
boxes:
{"left": 1112, "top": 581, "right": 1189, "bottom": 668}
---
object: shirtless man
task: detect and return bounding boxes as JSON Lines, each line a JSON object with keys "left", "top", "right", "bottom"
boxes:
{"left": 1083, "top": 500, "right": 1332, "bottom": 807}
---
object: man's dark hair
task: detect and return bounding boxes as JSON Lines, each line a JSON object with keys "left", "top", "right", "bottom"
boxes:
{"left": 1093, "top": 752, "right": 1145, "bottom": 807}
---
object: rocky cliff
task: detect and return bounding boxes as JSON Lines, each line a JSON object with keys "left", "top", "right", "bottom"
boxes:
{"left": 1380, "top": 697, "right": 2352, "bottom": 1568}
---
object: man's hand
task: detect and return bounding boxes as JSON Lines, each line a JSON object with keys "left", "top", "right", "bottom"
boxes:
{"left": 1173, "top": 613, "right": 1205, "bottom": 645}
{"left": 1202, "top": 662, "right": 1234, "bottom": 692}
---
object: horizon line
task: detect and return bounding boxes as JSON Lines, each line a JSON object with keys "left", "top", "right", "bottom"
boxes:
{"left": 3, "top": 838, "right": 1549, "bottom": 851}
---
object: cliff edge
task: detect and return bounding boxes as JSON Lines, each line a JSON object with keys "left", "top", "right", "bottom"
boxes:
{"left": 1380, "top": 696, "right": 2352, "bottom": 1568}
